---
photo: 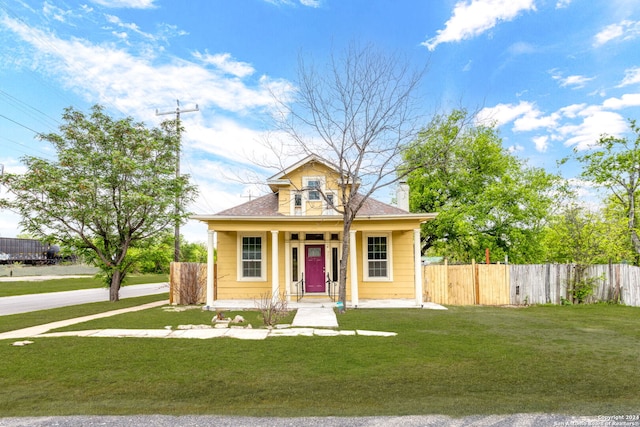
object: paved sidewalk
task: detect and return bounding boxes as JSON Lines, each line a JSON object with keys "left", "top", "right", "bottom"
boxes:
{"left": 292, "top": 307, "right": 339, "bottom": 328}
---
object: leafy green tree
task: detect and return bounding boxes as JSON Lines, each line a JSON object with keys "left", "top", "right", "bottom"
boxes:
{"left": 180, "top": 240, "right": 208, "bottom": 263}
{"left": 403, "top": 109, "right": 557, "bottom": 263}
{"left": 0, "top": 105, "right": 197, "bottom": 301}
{"left": 127, "top": 231, "right": 174, "bottom": 275}
{"left": 571, "top": 119, "right": 640, "bottom": 263}
{"left": 543, "top": 204, "right": 613, "bottom": 264}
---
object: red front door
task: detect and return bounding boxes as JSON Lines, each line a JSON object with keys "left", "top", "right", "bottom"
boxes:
{"left": 305, "top": 245, "right": 325, "bottom": 292}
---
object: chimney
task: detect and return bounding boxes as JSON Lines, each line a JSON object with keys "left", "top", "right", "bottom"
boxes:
{"left": 397, "top": 181, "right": 410, "bottom": 212}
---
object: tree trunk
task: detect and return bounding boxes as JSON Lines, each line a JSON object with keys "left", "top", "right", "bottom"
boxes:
{"left": 109, "top": 270, "right": 123, "bottom": 302}
{"left": 338, "top": 218, "right": 353, "bottom": 312}
{"left": 627, "top": 189, "right": 640, "bottom": 258}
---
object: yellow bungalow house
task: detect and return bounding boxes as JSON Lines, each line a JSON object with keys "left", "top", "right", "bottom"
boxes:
{"left": 192, "top": 155, "right": 435, "bottom": 307}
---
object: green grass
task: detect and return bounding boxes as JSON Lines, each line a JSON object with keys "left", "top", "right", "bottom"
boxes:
{"left": 0, "top": 294, "right": 168, "bottom": 334}
{"left": 52, "top": 306, "right": 296, "bottom": 332}
{"left": 1, "top": 304, "right": 639, "bottom": 417}
{"left": 0, "top": 273, "right": 168, "bottom": 297}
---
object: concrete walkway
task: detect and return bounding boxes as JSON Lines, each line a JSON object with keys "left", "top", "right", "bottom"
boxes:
{"left": 1, "top": 298, "right": 447, "bottom": 342}
{"left": 292, "top": 307, "right": 339, "bottom": 328}
{"left": 1, "top": 300, "right": 400, "bottom": 341}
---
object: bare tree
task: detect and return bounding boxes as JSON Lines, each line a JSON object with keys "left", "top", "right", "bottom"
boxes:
{"left": 270, "top": 42, "right": 428, "bottom": 310}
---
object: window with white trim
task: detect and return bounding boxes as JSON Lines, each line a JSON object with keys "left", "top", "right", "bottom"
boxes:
{"left": 307, "top": 179, "right": 321, "bottom": 200}
{"left": 363, "top": 233, "right": 393, "bottom": 281}
{"left": 293, "top": 192, "right": 303, "bottom": 215}
{"left": 323, "top": 192, "right": 337, "bottom": 215}
{"left": 238, "top": 233, "right": 266, "bottom": 280}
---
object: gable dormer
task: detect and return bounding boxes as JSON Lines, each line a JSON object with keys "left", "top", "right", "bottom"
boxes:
{"left": 267, "top": 155, "right": 352, "bottom": 216}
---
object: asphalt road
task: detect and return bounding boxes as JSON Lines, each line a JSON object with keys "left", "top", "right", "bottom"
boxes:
{"left": 0, "top": 282, "right": 168, "bottom": 316}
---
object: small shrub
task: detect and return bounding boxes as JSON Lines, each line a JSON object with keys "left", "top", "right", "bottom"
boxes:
{"left": 177, "top": 262, "right": 206, "bottom": 305}
{"left": 255, "top": 291, "right": 289, "bottom": 327}
{"left": 567, "top": 273, "right": 601, "bottom": 304}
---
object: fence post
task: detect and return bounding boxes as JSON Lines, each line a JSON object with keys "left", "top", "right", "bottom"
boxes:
{"left": 473, "top": 259, "right": 479, "bottom": 305}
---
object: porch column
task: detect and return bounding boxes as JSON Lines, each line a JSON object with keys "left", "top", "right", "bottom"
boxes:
{"left": 350, "top": 229, "right": 359, "bottom": 307}
{"left": 284, "top": 240, "right": 291, "bottom": 302}
{"left": 206, "top": 229, "right": 215, "bottom": 307}
{"left": 271, "top": 230, "right": 279, "bottom": 297}
{"left": 414, "top": 228, "right": 423, "bottom": 306}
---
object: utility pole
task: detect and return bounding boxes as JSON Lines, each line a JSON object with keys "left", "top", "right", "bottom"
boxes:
{"left": 156, "top": 100, "right": 199, "bottom": 262}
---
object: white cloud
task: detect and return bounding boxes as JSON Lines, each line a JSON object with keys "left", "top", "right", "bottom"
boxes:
{"left": 90, "top": 0, "right": 157, "bottom": 9}
{"left": 479, "top": 94, "right": 636, "bottom": 152}
{"left": 559, "top": 75, "right": 595, "bottom": 89}
{"left": 0, "top": 15, "right": 292, "bottom": 119}
{"left": 555, "top": 0, "right": 572, "bottom": 8}
{"left": 602, "top": 93, "right": 640, "bottom": 109}
{"left": 192, "top": 52, "right": 255, "bottom": 78}
{"left": 43, "top": 2, "right": 73, "bottom": 23}
{"left": 264, "top": 0, "right": 321, "bottom": 7}
{"left": 300, "top": 0, "right": 321, "bottom": 7}
{"left": 514, "top": 110, "right": 559, "bottom": 132}
{"left": 507, "top": 41, "right": 537, "bottom": 56}
{"left": 618, "top": 67, "right": 640, "bottom": 87}
{"left": 558, "top": 109, "right": 627, "bottom": 150}
{"left": 476, "top": 100, "right": 537, "bottom": 127}
{"left": 507, "top": 144, "right": 524, "bottom": 153}
{"left": 550, "top": 70, "right": 595, "bottom": 89}
{"left": 558, "top": 103, "right": 587, "bottom": 118}
{"left": 105, "top": 14, "right": 156, "bottom": 41}
{"left": 532, "top": 135, "right": 549, "bottom": 152}
{"left": 423, "top": 0, "right": 536, "bottom": 51}
{"left": 594, "top": 20, "right": 640, "bottom": 47}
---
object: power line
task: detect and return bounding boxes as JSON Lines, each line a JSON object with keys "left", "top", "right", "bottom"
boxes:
{"left": 0, "top": 89, "right": 61, "bottom": 131}
{"left": 0, "top": 114, "right": 42, "bottom": 135}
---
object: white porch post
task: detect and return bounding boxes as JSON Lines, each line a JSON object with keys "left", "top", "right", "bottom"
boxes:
{"left": 271, "top": 230, "right": 279, "bottom": 297}
{"left": 414, "top": 228, "right": 423, "bottom": 306}
{"left": 206, "top": 229, "right": 215, "bottom": 307}
{"left": 350, "top": 229, "right": 359, "bottom": 307}
{"left": 284, "top": 240, "right": 291, "bottom": 302}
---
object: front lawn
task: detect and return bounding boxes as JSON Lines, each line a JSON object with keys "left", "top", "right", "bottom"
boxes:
{"left": 0, "top": 294, "right": 168, "bottom": 334}
{"left": 1, "top": 304, "right": 639, "bottom": 417}
{"left": 0, "top": 274, "right": 168, "bottom": 297}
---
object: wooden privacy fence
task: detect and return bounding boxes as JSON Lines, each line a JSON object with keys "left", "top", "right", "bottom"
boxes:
{"left": 423, "top": 260, "right": 510, "bottom": 305}
{"left": 169, "top": 262, "right": 215, "bottom": 305}
{"left": 424, "top": 262, "right": 640, "bottom": 307}
{"left": 510, "top": 263, "right": 640, "bottom": 306}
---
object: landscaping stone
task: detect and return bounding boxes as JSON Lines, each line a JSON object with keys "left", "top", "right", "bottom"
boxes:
{"left": 356, "top": 330, "right": 397, "bottom": 337}
{"left": 176, "top": 324, "right": 212, "bottom": 330}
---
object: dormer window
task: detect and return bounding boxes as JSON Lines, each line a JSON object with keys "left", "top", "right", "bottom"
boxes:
{"left": 307, "top": 179, "right": 321, "bottom": 200}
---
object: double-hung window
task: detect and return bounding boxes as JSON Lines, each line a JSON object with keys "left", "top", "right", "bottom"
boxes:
{"left": 238, "top": 234, "right": 266, "bottom": 280}
{"left": 307, "top": 179, "right": 321, "bottom": 200}
{"left": 364, "top": 233, "right": 392, "bottom": 281}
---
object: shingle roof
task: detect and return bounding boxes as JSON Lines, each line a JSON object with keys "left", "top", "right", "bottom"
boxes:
{"left": 215, "top": 193, "right": 283, "bottom": 216}
{"left": 213, "top": 192, "right": 408, "bottom": 217}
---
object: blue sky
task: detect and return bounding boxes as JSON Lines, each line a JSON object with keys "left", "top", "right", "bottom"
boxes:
{"left": 1, "top": 0, "right": 639, "bottom": 243}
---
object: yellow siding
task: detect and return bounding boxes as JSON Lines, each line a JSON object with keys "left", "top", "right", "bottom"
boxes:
{"left": 214, "top": 228, "right": 419, "bottom": 301}
{"left": 358, "top": 230, "right": 415, "bottom": 299}
{"left": 278, "top": 190, "right": 291, "bottom": 216}
{"left": 274, "top": 160, "right": 349, "bottom": 215}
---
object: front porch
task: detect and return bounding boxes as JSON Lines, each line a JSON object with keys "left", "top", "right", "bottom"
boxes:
{"left": 203, "top": 298, "right": 444, "bottom": 310}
